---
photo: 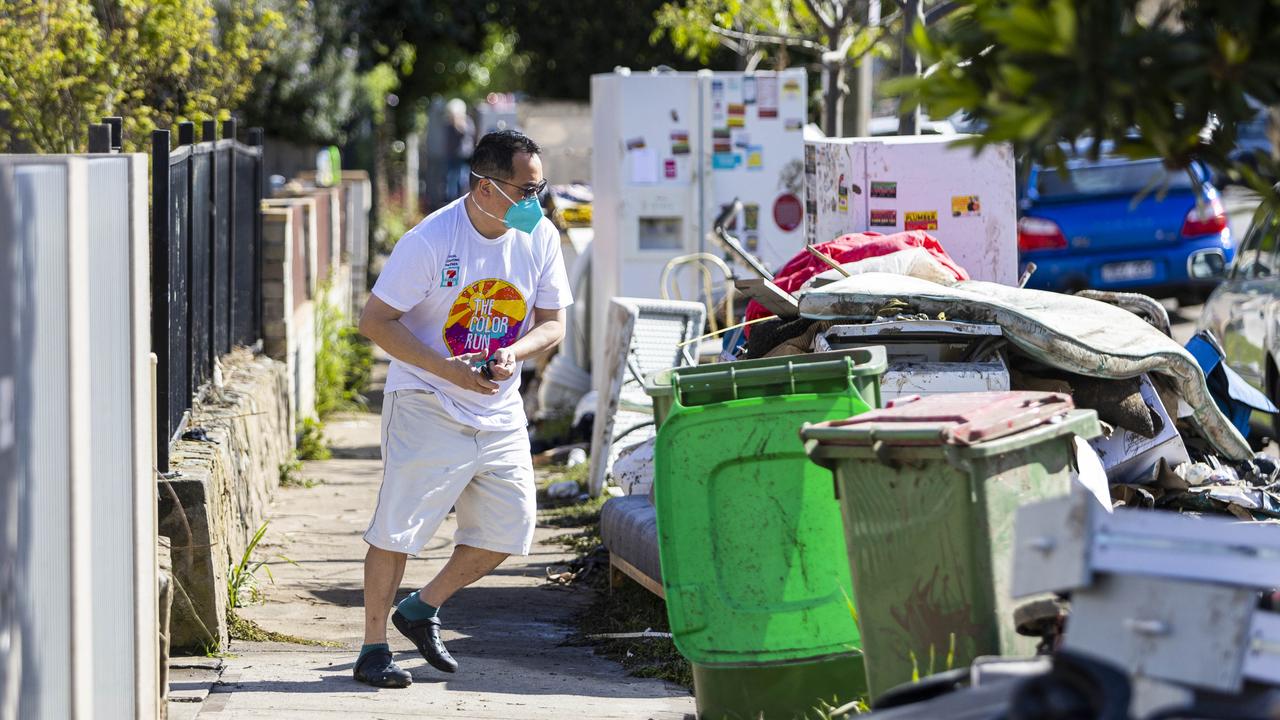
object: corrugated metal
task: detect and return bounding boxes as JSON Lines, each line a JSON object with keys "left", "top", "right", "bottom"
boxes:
{"left": 10, "top": 158, "right": 92, "bottom": 720}
{"left": 85, "top": 156, "right": 138, "bottom": 719}
{"left": 0, "top": 165, "right": 25, "bottom": 720}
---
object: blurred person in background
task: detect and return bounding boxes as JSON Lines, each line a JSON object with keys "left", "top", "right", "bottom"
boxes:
{"left": 444, "top": 98, "right": 476, "bottom": 201}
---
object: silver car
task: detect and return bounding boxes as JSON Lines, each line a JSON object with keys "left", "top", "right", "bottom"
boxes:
{"left": 1199, "top": 204, "right": 1280, "bottom": 407}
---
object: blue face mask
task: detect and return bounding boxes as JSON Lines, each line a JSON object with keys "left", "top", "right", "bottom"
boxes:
{"left": 472, "top": 174, "right": 544, "bottom": 234}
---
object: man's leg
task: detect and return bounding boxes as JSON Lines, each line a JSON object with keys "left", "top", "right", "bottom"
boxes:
{"left": 418, "top": 544, "right": 509, "bottom": 607}
{"left": 354, "top": 543, "right": 413, "bottom": 687}
{"left": 363, "top": 544, "right": 408, "bottom": 644}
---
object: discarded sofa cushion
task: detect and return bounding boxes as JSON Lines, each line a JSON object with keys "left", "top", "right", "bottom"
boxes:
{"left": 600, "top": 495, "right": 662, "bottom": 587}
{"left": 799, "top": 273, "right": 1251, "bottom": 461}
{"left": 744, "top": 231, "right": 969, "bottom": 331}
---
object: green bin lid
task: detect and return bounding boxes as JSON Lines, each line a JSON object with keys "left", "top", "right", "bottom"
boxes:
{"left": 801, "top": 391, "right": 1075, "bottom": 447}
{"left": 643, "top": 347, "right": 887, "bottom": 406}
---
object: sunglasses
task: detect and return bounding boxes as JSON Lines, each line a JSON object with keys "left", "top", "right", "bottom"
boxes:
{"left": 481, "top": 175, "right": 548, "bottom": 201}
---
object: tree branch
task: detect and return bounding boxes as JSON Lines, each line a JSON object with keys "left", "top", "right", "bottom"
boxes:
{"left": 924, "top": 1, "right": 960, "bottom": 24}
{"left": 709, "top": 24, "right": 828, "bottom": 53}
{"left": 801, "top": 0, "right": 835, "bottom": 32}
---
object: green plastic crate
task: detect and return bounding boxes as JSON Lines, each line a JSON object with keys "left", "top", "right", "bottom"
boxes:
{"left": 645, "top": 347, "right": 885, "bottom": 428}
{"left": 651, "top": 346, "right": 886, "bottom": 719}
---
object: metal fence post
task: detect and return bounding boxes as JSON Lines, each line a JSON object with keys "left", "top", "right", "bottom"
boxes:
{"left": 102, "top": 117, "right": 123, "bottom": 152}
{"left": 249, "top": 127, "right": 264, "bottom": 344}
{"left": 224, "top": 119, "right": 238, "bottom": 348}
{"left": 150, "top": 130, "right": 171, "bottom": 472}
{"left": 88, "top": 124, "right": 112, "bottom": 154}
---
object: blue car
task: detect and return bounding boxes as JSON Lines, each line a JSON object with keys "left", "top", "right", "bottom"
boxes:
{"left": 1019, "top": 154, "right": 1235, "bottom": 302}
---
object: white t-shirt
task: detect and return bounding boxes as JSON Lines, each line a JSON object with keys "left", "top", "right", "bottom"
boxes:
{"left": 371, "top": 196, "right": 574, "bottom": 430}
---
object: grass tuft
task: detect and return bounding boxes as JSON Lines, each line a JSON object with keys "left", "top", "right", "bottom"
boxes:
{"left": 228, "top": 611, "right": 340, "bottom": 647}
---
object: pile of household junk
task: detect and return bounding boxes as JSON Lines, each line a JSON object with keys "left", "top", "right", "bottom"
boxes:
{"left": 622, "top": 230, "right": 1280, "bottom": 720}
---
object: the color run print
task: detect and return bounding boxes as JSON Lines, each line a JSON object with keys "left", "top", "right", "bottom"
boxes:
{"left": 442, "top": 278, "right": 528, "bottom": 357}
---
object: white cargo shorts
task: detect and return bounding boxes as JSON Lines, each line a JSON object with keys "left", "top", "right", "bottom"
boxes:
{"left": 363, "top": 389, "right": 536, "bottom": 556}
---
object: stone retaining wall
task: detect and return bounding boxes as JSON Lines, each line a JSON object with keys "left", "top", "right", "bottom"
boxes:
{"left": 158, "top": 351, "right": 292, "bottom": 651}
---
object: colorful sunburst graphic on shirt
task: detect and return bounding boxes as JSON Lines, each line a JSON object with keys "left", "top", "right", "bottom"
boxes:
{"left": 443, "top": 278, "right": 528, "bottom": 357}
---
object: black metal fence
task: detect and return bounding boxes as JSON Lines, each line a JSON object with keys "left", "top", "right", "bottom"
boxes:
{"left": 151, "top": 120, "right": 264, "bottom": 472}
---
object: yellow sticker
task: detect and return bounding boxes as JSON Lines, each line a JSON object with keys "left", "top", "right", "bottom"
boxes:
{"left": 904, "top": 210, "right": 938, "bottom": 231}
{"left": 951, "top": 195, "right": 981, "bottom": 217}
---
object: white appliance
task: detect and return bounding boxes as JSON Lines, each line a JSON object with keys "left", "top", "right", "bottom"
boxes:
{"left": 590, "top": 68, "right": 810, "bottom": 379}
{"left": 804, "top": 135, "right": 1018, "bottom": 284}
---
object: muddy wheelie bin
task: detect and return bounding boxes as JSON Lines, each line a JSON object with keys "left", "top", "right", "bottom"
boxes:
{"left": 802, "top": 391, "right": 1100, "bottom": 701}
{"left": 648, "top": 348, "right": 887, "bottom": 719}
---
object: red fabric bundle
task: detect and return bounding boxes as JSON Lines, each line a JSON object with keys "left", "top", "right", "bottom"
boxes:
{"left": 744, "top": 230, "right": 970, "bottom": 331}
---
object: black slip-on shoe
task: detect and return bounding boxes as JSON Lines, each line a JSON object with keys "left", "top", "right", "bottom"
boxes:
{"left": 353, "top": 648, "right": 412, "bottom": 688}
{"left": 392, "top": 611, "right": 458, "bottom": 673}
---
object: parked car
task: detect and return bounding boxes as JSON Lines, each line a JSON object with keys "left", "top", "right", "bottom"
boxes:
{"left": 1199, "top": 205, "right": 1280, "bottom": 408}
{"left": 1019, "top": 152, "right": 1235, "bottom": 303}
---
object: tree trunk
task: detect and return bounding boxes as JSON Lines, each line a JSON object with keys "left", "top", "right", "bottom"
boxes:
{"left": 898, "top": 0, "right": 923, "bottom": 135}
{"left": 822, "top": 27, "right": 845, "bottom": 136}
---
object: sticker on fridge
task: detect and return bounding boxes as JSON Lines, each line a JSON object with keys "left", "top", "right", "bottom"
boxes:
{"left": 744, "top": 203, "right": 760, "bottom": 232}
{"left": 626, "top": 137, "right": 646, "bottom": 151}
{"left": 746, "top": 145, "right": 763, "bottom": 170}
{"left": 712, "top": 127, "right": 731, "bottom": 154}
{"left": 727, "top": 103, "right": 746, "bottom": 128}
{"left": 870, "top": 181, "right": 896, "bottom": 199}
{"left": 712, "top": 80, "right": 726, "bottom": 123}
{"left": 951, "top": 195, "right": 981, "bottom": 217}
{"left": 670, "top": 131, "right": 690, "bottom": 155}
{"left": 870, "top": 209, "right": 897, "bottom": 227}
{"left": 904, "top": 210, "right": 938, "bottom": 231}
{"left": 785, "top": 118, "right": 803, "bottom": 131}
{"left": 837, "top": 174, "right": 849, "bottom": 212}
{"left": 757, "top": 76, "right": 778, "bottom": 118}
{"left": 664, "top": 158, "right": 678, "bottom": 180}
{"left": 743, "top": 76, "right": 757, "bottom": 105}
{"left": 782, "top": 77, "right": 802, "bottom": 100}
{"left": 713, "top": 153, "right": 741, "bottom": 170}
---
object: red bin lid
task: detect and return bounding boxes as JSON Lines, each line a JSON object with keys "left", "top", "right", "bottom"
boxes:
{"left": 809, "top": 391, "right": 1076, "bottom": 447}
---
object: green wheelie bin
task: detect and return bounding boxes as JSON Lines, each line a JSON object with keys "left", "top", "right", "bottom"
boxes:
{"left": 648, "top": 348, "right": 887, "bottom": 720}
{"left": 801, "top": 391, "right": 1101, "bottom": 700}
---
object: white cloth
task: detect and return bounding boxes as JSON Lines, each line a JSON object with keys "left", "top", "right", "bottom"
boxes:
{"left": 364, "top": 390, "right": 536, "bottom": 556}
{"left": 372, "top": 196, "right": 574, "bottom": 430}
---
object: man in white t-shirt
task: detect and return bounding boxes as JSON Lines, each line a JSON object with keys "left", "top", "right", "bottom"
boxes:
{"left": 352, "top": 130, "right": 573, "bottom": 688}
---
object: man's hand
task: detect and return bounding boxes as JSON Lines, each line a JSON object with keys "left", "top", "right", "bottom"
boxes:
{"left": 488, "top": 347, "right": 518, "bottom": 381}
{"left": 440, "top": 352, "right": 500, "bottom": 395}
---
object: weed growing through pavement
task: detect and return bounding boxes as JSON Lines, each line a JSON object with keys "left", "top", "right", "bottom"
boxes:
{"left": 909, "top": 632, "right": 957, "bottom": 682}
{"left": 227, "top": 522, "right": 296, "bottom": 608}
{"left": 296, "top": 418, "right": 331, "bottom": 460}
{"left": 278, "top": 458, "right": 321, "bottom": 488}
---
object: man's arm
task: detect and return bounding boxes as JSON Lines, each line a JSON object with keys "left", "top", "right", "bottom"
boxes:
{"left": 358, "top": 294, "right": 499, "bottom": 395}
{"left": 488, "top": 307, "right": 566, "bottom": 381}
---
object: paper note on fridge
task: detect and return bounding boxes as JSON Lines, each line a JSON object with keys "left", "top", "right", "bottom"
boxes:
{"left": 630, "top": 147, "right": 659, "bottom": 184}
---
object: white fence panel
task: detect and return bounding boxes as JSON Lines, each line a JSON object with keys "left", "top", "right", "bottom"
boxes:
{"left": 2, "top": 154, "right": 155, "bottom": 720}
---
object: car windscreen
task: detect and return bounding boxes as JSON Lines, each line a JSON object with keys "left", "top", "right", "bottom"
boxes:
{"left": 1035, "top": 159, "right": 1195, "bottom": 199}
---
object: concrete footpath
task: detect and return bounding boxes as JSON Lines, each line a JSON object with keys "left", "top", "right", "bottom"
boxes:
{"left": 170, "top": 366, "right": 694, "bottom": 719}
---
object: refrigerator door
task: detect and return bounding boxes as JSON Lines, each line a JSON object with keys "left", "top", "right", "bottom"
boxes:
{"left": 805, "top": 136, "right": 1018, "bottom": 285}
{"left": 701, "top": 69, "right": 810, "bottom": 276}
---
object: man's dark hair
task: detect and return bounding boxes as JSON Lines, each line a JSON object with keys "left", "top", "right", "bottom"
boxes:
{"left": 469, "top": 130, "right": 541, "bottom": 188}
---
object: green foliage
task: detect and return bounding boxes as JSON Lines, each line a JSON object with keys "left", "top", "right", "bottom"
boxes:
{"left": 278, "top": 458, "right": 320, "bottom": 488}
{"left": 892, "top": 0, "right": 1280, "bottom": 194}
{"left": 296, "top": 417, "right": 331, "bottom": 461}
{"left": 227, "top": 522, "right": 296, "bottom": 609}
{"left": 237, "top": 0, "right": 360, "bottom": 145}
{"left": 0, "top": 0, "right": 284, "bottom": 152}
{"left": 315, "top": 287, "right": 374, "bottom": 417}
{"left": 507, "top": 0, "right": 737, "bottom": 100}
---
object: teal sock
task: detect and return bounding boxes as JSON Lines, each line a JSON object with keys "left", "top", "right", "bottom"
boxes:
{"left": 358, "top": 642, "right": 388, "bottom": 661}
{"left": 396, "top": 591, "right": 438, "bottom": 621}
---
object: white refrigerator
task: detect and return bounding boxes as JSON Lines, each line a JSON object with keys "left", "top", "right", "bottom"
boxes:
{"left": 590, "top": 68, "right": 810, "bottom": 375}
{"left": 804, "top": 135, "right": 1019, "bottom": 284}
